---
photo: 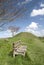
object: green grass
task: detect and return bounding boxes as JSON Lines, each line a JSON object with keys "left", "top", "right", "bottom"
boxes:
{"left": 0, "top": 32, "right": 44, "bottom": 65}
{"left": 39, "top": 37, "right": 44, "bottom": 43}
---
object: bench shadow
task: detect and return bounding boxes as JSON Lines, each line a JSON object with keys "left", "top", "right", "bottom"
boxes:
{"left": 8, "top": 51, "right": 32, "bottom": 62}
{"left": 8, "top": 50, "right": 13, "bottom": 57}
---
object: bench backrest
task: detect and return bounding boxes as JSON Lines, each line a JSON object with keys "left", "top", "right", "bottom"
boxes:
{"left": 13, "top": 41, "right": 22, "bottom": 48}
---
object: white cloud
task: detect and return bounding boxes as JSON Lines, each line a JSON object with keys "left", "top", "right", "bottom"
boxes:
{"left": 0, "top": 30, "right": 16, "bottom": 38}
{"left": 25, "top": 0, "right": 32, "bottom": 2}
{"left": 28, "top": 22, "right": 38, "bottom": 30}
{"left": 17, "top": 0, "right": 32, "bottom": 5}
{"left": 0, "top": 30, "right": 12, "bottom": 38}
{"left": 31, "top": 8, "right": 44, "bottom": 17}
{"left": 25, "top": 22, "right": 44, "bottom": 37}
{"left": 40, "top": 3, "right": 44, "bottom": 7}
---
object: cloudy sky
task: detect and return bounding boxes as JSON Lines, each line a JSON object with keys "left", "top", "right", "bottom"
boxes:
{"left": 0, "top": 0, "right": 44, "bottom": 38}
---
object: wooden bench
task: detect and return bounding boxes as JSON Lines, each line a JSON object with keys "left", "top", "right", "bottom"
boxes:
{"left": 13, "top": 41, "right": 27, "bottom": 57}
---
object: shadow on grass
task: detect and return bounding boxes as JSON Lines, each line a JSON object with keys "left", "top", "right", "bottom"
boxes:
{"left": 8, "top": 51, "right": 32, "bottom": 62}
{"left": 8, "top": 51, "right": 32, "bottom": 61}
{"left": 8, "top": 51, "right": 34, "bottom": 65}
{"left": 8, "top": 51, "right": 13, "bottom": 57}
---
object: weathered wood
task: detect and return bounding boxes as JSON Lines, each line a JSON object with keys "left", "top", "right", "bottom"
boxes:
{"left": 13, "top": 41, "right": 27, "bottom": 57}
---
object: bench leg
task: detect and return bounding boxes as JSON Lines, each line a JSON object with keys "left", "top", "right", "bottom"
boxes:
{"left": 23, "top": 52, "right": 25, "bottom": 56}
{"left": 13, "top": 51, "right": 15, "bottom": 58}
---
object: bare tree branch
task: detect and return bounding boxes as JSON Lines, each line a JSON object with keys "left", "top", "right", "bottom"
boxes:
{"left": 8, "top": 26, "right": 20, "bottom": 36}
{"left": 0, "top": 0, "right": 27, "bottom": 27}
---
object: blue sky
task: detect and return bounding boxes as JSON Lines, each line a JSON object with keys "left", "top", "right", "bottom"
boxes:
{"left": 0, "top": 0, "right": 44, "bottom": 38}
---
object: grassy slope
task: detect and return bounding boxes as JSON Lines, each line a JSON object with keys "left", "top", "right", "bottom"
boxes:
{"left": 0, "top": 32, "right": 44, "bottom": 65}
{"left": 39, "top": 37, "right": 44, "bottom": 43}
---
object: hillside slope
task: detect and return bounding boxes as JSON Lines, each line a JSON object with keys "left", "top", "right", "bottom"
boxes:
{"left": 0, "top": 32, "right": 44, "bottom": 65}
{"left": 39, "top": 37, "right": 44, "bottom": 43}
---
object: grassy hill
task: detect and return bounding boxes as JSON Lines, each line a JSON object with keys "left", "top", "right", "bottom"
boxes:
{"left": 0, "top": 32, "right": 44, "bottom": 65}
{"left": 39, "top": 37, "right": 44, "bottom": 43}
